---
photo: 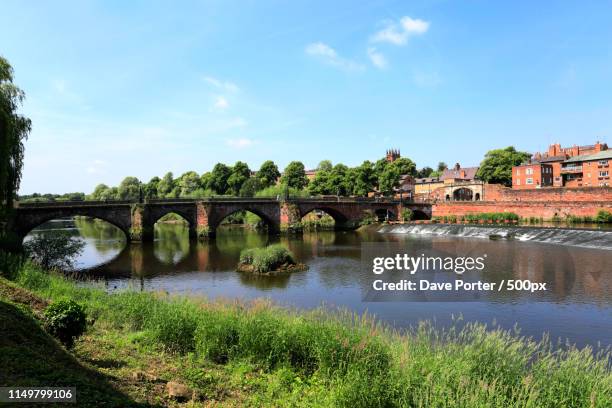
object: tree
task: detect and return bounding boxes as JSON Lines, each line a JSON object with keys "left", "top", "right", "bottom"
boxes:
{"left": 91, "top": 184, "right": 111, "bottom": 200}
{"left": 239, "top": 177, "right": 262, "bottom": 197}
{"left": 157, "top": 172, "right": 175, "bottom": 197}
{"left": 257, "top": 160, "right": 280, "bottom": 187}
{"left": 118, "top": 176, "right": 141, "bottom": 200}
{"left": 178, "top": 171, "right": 201, "bottom": 196}
{"left": 0, "top": 57, "right": 32, "bottom": 216}
{"left": 416, "top": 167, "right": 434, "bottom": 178}
{"left": 391, "top": 157, "right": 417, "bottom": 176}
{"left": 328, "top": 164, "right": 350, "bottom": 196}
{"left": 200, "top": 172, "right": 212, "bottom": 190}
{"left": 24, "top": 232, "right": 85, "bottom": 270}
{"left": 379, "top": 166, "right": 400, "bottom": 196}
{"left": 281, "top": 161, "right": 308, "bottom": 190}
{"left": 227, "top": 161, "right": 251, "bottom": 195}
{"left": 317, "top": 160, "right": 333, "bottom": 172}
{"left": 476, "top": 146, "right": 531, "bottom": 186}
{"left": 352, "top": 160, "right": 376, "bottom": 196}
{"left": 144, "top": 176, "right": 160, "bottom": 199}
{"left": 209, "top": 163, "right": 232, "bottom": 194}
{"left": 437, "top": 162, "right": 448, "bottom": 172}
{"left": 373, "top": 158, "right": 390, "bottom": 189}
{"left": 307, "top": 169, "right": 331, "bottom": 195}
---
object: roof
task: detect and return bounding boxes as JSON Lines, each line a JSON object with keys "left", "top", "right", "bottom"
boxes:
{"left": 564, "top": 150, "right": 612, "bottom": 163}
{"left": 539, "top": 155, "right": 567, "bottom": 163}
{"left": 441, "top": 166, "right": 479, "bottom": 181}
{"left": 415, "top": 177, "right": 441, "bottom": 184}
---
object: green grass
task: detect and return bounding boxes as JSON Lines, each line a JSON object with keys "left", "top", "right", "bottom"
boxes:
{"left": 0, "top": 296, "right": 152, "bottom": 407}
{"left": 2, "top": 262, "right": 612, "bottom": 407}
{"left": 239, "top": 244, "right": 296, "bottom": 273}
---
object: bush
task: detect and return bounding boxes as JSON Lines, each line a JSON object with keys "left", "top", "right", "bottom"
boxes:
{"left": 239, "top": 244, "right": 296, "bottom": 273}
{"left": 596, "top": 209, "right": 612, "bottom": 223}
{"left": 400, "top": 208, "right": 413, "bottom": 222}
{"left": 43, "top": 299, "right": 87, "bottom": 348}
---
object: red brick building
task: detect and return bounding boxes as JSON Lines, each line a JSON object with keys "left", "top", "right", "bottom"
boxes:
{"left": 512, "top": 161, "right": 553, "bottom": 189}
{"left": 513, "top": 141, "right": 608, "bottom": 189}
{"left": 561, "top": 150, "right": 612, "bottom": 187}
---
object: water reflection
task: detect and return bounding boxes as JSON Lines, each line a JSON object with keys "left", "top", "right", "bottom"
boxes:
{"left": 26, "top": 217, "right": 612, "bottom": 347}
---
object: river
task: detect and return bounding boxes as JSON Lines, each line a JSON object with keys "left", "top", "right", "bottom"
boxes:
{"left": 27, "top": 217, "right": 612, "bottom": 349}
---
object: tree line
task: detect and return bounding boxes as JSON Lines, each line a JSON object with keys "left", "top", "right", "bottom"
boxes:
{"left": 18, "top": 150, "right": 532, "bottom": 203}
{"left": 85, "top": 156, "right": 424, "bottom": 201}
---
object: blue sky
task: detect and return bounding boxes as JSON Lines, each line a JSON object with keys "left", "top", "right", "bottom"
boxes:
{"left": 2, "top": 0, "right": 611, "bottom": 194}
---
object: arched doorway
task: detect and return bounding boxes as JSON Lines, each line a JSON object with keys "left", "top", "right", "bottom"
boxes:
{"left": 453, "top": 188, "right": 473, "bottom": 201}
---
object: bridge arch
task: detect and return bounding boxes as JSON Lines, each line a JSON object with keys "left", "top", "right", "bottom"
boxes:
{"left": 208, "top": 206, "right": 281, "bottom": 235}
{"left": 15, "top": 209, "right": 131, "bottom": 243}
{"left": 300, "top": 207, "right": 349, "bottom": 226}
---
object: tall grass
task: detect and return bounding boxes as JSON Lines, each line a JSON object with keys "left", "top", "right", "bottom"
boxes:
{"left": 8, "top": 263, "right": 612, "bottom": 407}
{"left": 239, "top": 244, "right": 296, "bottom": 273}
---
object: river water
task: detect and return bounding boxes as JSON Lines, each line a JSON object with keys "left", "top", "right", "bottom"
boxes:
{"left": 28, "top": 217, "right": 612, "bottom": 349}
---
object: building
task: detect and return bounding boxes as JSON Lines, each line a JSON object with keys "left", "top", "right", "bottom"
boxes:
{"left": 304, "top": 169, "right": 317, "bottom": 181}
{"left": 512, "top": 161, "right": 554, "bottom": 189}
{"left": 560, "top": 150, "right": 612, "bottom": 187}
{"left": 512, "top": 141, "right": 609, "bottom": 189}
{"left": 386, "top": 149, "right": 400, "bottom": 162}
{"left": 414, "top": 177, "right": 443, "bottom": 197}
{"left": 413, "top": 163, "right": 482, "bottom": 201}
{"left": 529, "top": 141, "right": 608, "bottom": 187}
{"left": 440, "top": 163, "right": 479, "bottom": 182}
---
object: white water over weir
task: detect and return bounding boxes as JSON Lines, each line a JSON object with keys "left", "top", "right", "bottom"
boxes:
{"left": 378, "top": 224, "right": 612, "bottom": 251}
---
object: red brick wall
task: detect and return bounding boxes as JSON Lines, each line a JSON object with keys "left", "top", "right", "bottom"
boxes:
{"left": 433, "top": 201, "right": 612, "bottom": 219}
{"left": 483, "top": 184, "right": 612, "bottom": 202}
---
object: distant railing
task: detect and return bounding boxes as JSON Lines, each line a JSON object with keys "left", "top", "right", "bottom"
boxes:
{"left": 16, "top": 200, "right": 136, "bottom": 208}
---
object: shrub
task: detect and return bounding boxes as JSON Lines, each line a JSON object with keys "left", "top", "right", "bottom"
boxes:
{"left": 400, "top": 208, "right": 413, "bottom": 222}
{"left": 43, "top": 299, "right": 87, "bottom": 348}
{"left": 239, "top": 244, "right": 296, "bottom": 273}
{"left": 596, "top": 209, "right": 612, "bottom": 223}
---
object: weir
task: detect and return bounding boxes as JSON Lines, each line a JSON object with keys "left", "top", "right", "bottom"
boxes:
{"left": 379, "top": 223, "right": 612, "bottom": 250}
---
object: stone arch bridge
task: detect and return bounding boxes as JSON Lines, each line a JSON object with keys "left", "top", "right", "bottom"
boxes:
{"left": 10, "top": 198, "right": 431, "bottom": 242}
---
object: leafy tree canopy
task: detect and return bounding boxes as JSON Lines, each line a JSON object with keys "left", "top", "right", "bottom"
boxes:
{"left": 476, "top": 146, "right": 531, "bottom": 186}
{"left": 118, "top": 177, "right": 141, "bottom": 200}
{"left": 209, "top": 163, "right": 232, "bottom": 194}
{"left": 257, "top": 160, "right": 280, "bottom": 187}
{"left": 281, "top": 161, "right": 308, "bottom": 190}
{"left": 1, "top": 56, "right": 31, "bottom": 216}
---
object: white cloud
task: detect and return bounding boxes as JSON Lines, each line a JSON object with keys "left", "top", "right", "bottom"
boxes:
{"left": 214, "top": 96, "right": 229, "bottom": 109}
{"left": 203, "top": 76, "right": 240, "bottom": 92}
{"left": 305, "top": 42, "right": 364, "bottom": 71}
{"left": 371, "top": 16, "right": 429, "bottom": 46}
{"left": 226, "top": 137, "right": 255, "bottom": 148}
{"left": 367, "top": 47, "right": 387, "bottom": 69}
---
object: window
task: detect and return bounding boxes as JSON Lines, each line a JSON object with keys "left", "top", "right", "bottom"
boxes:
{"left": 516, "top": 169, "right": 520, "bottom": 175}
{"left": 526, "top": 178, "right": 533, "bottom": 185}
{"left": 526, "top": 168, "right": 533, "bottom": 175}
{"left": 516, "top": 179, "right": 520, "bottom": 185}
{"left": 599, "top": 160, "right": 609, "bottom": 166}
{"left": 600, "top": 171, "right": 609, "bottom": 177}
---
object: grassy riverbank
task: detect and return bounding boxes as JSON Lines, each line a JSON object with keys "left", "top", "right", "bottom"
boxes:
{"left": 1, "top": 262, "right": 611, "bottom": 407}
